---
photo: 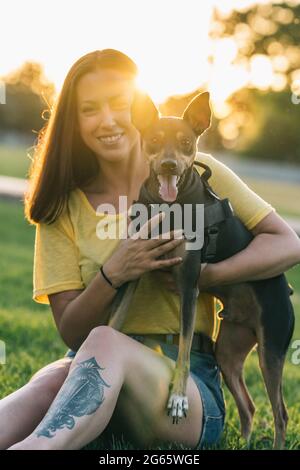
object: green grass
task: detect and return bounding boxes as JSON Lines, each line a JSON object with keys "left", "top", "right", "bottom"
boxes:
{"left": 0, "top": 199, "right": 299, "bottom": 450}
{"left": 0, "top": 145, "right": 32, "bottom": 179}
{"left": 244, "top": 177, "right": 300, "bottom": 219}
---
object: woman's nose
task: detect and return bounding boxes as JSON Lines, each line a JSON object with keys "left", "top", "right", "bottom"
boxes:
{"left": 99, "top": 104, "right": 116, "bottom": 127}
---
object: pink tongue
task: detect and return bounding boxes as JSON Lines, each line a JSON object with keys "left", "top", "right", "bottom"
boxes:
{"left": 158, "top": 175, "right": 178, "bottom": 202}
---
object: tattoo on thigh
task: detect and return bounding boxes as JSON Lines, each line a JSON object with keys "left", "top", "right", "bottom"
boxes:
{"left": 35, "top": 357, "right": 110, "bottom": 438}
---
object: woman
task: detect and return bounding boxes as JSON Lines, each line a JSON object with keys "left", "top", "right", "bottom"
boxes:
{"left": 1, "top": 49, "right": 300, "bottom": 450}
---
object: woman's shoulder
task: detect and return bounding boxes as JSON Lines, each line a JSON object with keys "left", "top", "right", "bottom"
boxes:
{"left": 195, "top": 151, "right": 220, "bottom": 168}
{"left": 43, "top": 188, "right": 82, "bottom": 236}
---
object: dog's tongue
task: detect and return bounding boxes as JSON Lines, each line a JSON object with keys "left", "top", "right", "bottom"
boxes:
{"left": 157, "top": 175, "right": 178, "bottom": 202}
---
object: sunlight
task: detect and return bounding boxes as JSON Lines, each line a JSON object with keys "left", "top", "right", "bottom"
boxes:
{"left": 250, "top": 54, "right": 274, "bottom": 89}
{"left": 0, "top": 0, "right": 290, "bottom": 108}
{"left": 0, "top": 0, "right": 214, "bottom": 105}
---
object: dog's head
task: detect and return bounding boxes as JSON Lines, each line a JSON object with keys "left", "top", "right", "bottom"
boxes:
{"left": 131, "top": 91, "right": 211, "bottom": 202}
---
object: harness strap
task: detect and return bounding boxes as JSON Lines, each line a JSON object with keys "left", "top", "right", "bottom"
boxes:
{"left": 193, "top": 160, "right": 221, "bottom": 201}
{"left": 204, "top": 198, "right": 233, "bottom": 227}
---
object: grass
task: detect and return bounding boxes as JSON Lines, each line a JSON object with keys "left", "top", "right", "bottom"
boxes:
{"left": 244, "top": 177, "right": 300, "bottom": 219}
{"left": 0, "top": 199, "right": 299, "bottom": 450}
{"left": 0, "top": 144, "right": 32, "bottom": 179}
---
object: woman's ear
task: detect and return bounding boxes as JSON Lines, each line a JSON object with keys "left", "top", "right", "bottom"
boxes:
{"left": 182, "top": 92, "right": 211, "bottom": 136}
{"left": 131, "top": 90, "right": 159, "bottom": 134}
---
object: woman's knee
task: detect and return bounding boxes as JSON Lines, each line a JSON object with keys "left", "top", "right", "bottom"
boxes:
{"left": 29, "top": 358, "right": 72, "bottom": 398}
{"left": 80, "top": 325, "right": 119, "bottom": 353}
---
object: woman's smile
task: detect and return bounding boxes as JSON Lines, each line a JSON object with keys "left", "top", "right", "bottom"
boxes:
{"left": 97, "top": 132, "right": 125, "bottom": 146}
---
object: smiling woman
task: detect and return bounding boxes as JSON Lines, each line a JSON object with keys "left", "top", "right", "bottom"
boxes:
{"left": 24, "top": 50, "right": 142, "bottom": 224}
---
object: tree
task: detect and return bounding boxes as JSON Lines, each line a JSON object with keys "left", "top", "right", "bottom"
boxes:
{"left": 207, "top": 1, "right": 300, "bottom": 163}
{"left": 0, "top": 62, "right": 55, "bottom": 136}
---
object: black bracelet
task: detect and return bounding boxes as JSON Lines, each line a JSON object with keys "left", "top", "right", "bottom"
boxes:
{"left": 100, "top": 265, "right": 119, "bottom": 290}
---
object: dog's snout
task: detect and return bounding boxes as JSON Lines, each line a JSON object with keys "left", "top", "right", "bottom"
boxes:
{"left": 161, "top": 159, "right": 178, "bottom": 171}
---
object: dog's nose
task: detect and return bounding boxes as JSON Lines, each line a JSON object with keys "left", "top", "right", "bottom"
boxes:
{"left": 161, "top": 159, "right": 178, "bottom": 171}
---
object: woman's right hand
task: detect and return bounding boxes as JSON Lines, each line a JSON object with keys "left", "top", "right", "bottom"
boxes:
{"left": 102, "top": 213, "right": 185, "bottom": 288}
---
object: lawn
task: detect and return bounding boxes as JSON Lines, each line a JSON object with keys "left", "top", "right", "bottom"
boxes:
{"left": 0, "top": 144, "right": 32, "bottom": 179}
{"left": 0, "top": 199, "right": 299, "bottom": 450}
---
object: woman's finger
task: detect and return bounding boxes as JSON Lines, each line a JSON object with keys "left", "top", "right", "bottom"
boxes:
{"left": 130, "top": 212, "right": 166, "bottom": 240}
{"left": 146, "top": 228, "right": 185, "bottom": 249}
{"left": 150, "top": 236, "right": 185, "bottom": 257}
{"left": 151, "top": 256, "right": 183, "bottom": 270}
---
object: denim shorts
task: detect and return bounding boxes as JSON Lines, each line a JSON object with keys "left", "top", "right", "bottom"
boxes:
{"left": 65, "top": 334, "right": 226, "bottom": 450}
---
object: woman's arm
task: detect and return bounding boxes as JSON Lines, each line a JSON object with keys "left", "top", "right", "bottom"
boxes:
{"left": 199, "top": 212, "right": 300, "bottom": 290}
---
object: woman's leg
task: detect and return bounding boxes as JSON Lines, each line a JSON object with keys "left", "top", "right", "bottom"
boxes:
{"left": 0, "top": 357, "right": 72, "bottom": 449}
{"left": 9, "top": 326, "right": 203, "bottom": 450}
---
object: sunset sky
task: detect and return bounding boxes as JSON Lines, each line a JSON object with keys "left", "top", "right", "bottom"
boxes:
{"left": 1, "top": 0, "right": 274, "bottom": 104}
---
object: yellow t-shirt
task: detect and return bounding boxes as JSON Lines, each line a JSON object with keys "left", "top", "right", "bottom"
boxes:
{"left": 32, "top": 152, "right": 275, "bottom": 338}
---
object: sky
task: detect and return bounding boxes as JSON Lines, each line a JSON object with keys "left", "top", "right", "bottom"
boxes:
{"left": 0, "top": 0, "right": 269, "bottom": 103}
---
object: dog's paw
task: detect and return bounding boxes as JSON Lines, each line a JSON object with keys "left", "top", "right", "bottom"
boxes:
{"left": 167, "top": 393, "right": 189, "bottom": 424}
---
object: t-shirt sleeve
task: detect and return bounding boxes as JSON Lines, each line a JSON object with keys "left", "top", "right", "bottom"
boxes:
{"left": 33, "top": 210, "right": 84, "bottom": 305}
{"left": 196, "top": 153, "right": 275, "bottom": 230}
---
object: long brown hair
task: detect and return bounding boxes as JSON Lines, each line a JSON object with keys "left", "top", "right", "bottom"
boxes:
{"left": 24, "top": 49, "right": 138, "bottom": 225}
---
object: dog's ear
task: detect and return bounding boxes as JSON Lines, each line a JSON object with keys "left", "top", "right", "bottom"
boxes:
{"left": 131, "top": 90, "right": 159, "bottom": 134}
{"left": 182, "top": 92, "right": 211, "bottom": 136}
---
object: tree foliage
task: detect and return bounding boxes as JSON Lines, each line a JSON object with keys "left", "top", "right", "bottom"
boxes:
{"left": 0, "top": 62, "right": 55, "bottom": 136}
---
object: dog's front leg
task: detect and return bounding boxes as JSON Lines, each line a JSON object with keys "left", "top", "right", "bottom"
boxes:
{"left": 108, "top": 280, "right": 139, "bottom": 331}
{"left": 167, "top": 257, "right": 201, "bottom": 423}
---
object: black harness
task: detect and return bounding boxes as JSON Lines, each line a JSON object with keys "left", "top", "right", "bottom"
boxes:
{"left": 193, "top": 161, "right": 254, "bottom": 262}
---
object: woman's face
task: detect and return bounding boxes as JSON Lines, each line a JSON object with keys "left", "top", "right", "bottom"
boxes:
{"left": 76, "top": 68, "right": 139, "bottom": 162}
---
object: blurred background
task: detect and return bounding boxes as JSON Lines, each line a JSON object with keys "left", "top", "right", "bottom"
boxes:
{"left": 0, "top": 0, "right": 300, "bottom": 450}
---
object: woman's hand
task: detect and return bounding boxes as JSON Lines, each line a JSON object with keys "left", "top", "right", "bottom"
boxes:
{"left": 103, "top": 213, "right": 185, "bottom": 288}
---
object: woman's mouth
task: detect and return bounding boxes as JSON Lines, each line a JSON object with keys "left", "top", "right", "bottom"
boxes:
{"left": 97, "top": 133, "right": 124, "bottom": 145}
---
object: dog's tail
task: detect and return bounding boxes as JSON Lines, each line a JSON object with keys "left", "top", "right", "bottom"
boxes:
{"left": 107, "top": 280, "right": 139, "bottom": 331}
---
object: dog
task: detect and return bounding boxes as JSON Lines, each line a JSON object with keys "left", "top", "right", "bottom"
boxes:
{"left": 107, "top": 91, "right": 295, "bottom": 449}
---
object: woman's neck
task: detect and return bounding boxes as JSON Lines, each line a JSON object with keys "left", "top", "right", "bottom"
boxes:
{"left": 82, "top": 141, "right": 149, "bottom": 196}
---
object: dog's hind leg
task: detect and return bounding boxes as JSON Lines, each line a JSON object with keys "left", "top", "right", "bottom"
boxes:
{"left": 257, "top": 343, "right": 288, "bottom": 449}
{"left": 215, "top": 320, "right": 257, "bottom": 443}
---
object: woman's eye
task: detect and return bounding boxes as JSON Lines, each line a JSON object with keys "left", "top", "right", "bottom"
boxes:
{"left": 82, "top": 107, "right": 96, "bottom": 114}
{"left": 110, "top": 99, "right": 129, "bottom": 110}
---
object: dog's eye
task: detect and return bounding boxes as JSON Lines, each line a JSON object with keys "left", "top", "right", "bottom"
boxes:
{"left": 151, "top": 136, "right": 161, "bottom": 145}
{"left": 181, "top": 138, "right": 191, "bottom": 146}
